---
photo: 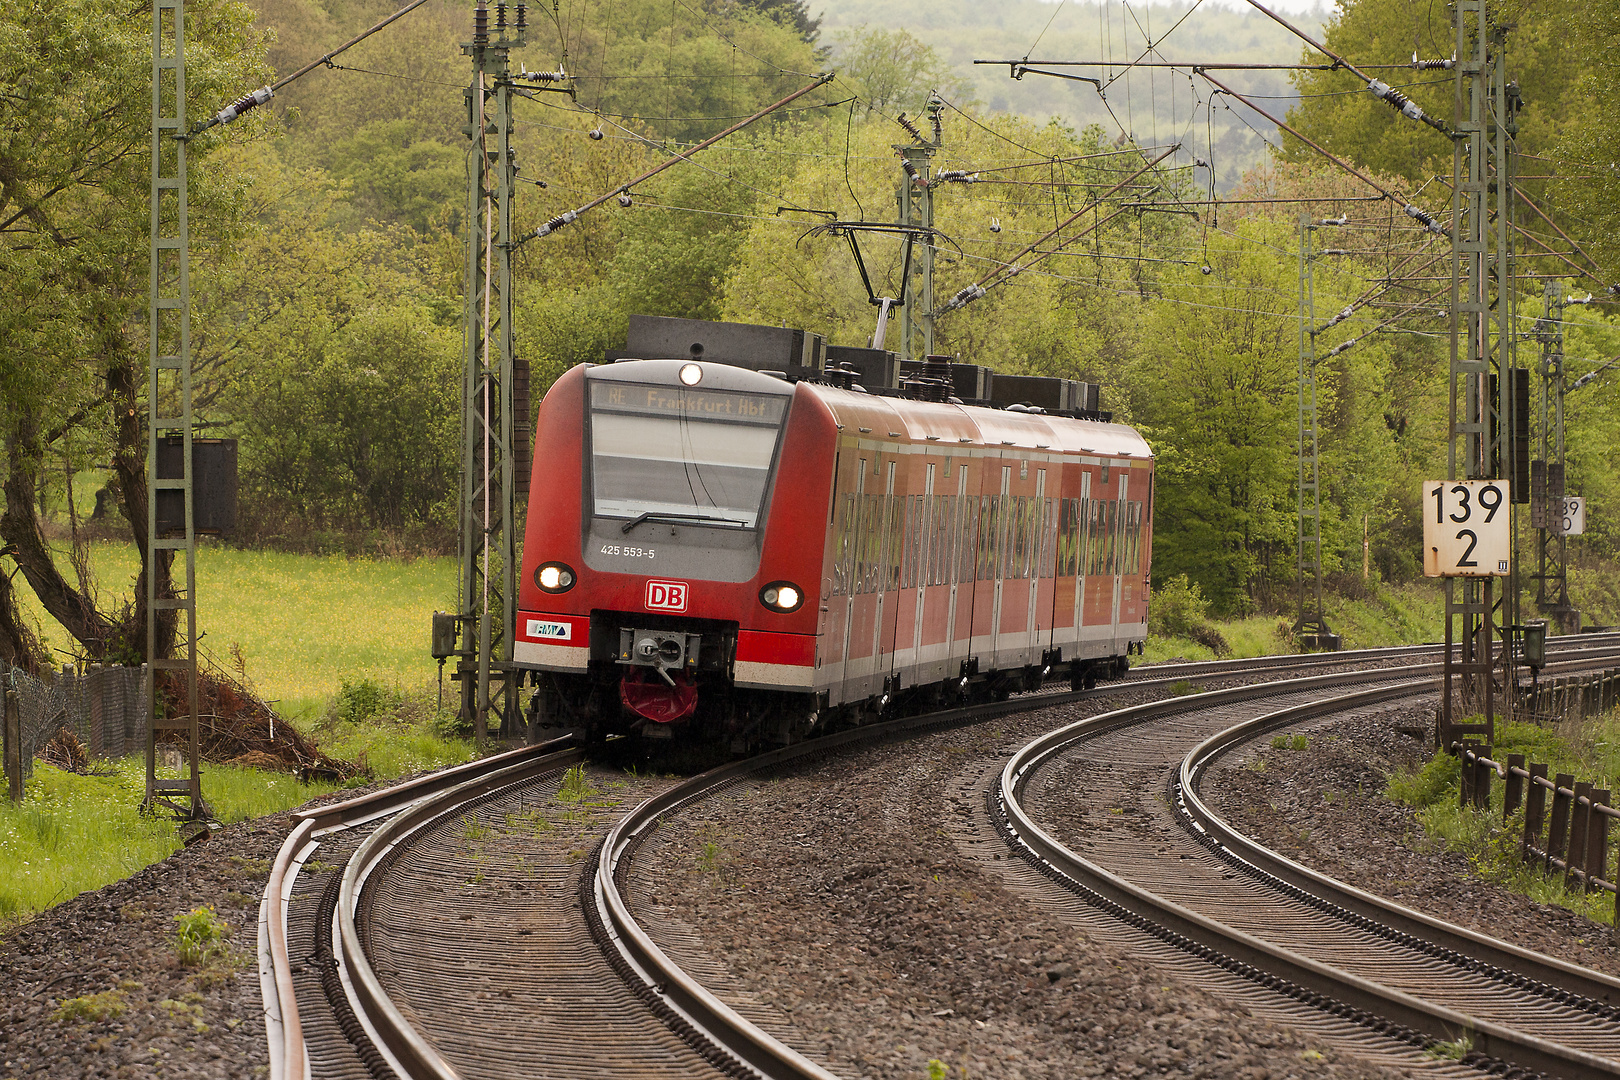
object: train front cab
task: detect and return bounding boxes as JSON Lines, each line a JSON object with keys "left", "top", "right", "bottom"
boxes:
{"left": 513, "top": 359, "right": 834, "bottom": 744}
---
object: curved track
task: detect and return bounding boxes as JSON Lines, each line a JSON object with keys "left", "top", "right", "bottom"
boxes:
{"left": 261, "top": 636, "right": 1620, "bottom": 1079}
{"left": 997, "top": 653, "right": 1620, "bottom": 1078}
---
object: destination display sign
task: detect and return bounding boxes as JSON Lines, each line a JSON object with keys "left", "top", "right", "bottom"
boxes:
{"left": 1423, "top": 480, "right": 1511, "bottom": 577}
{"left": 591, "top": 382, "right": 788, "bottom": 424}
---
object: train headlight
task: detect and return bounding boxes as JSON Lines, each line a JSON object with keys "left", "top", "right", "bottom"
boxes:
{"left": 535, "top": 562, "right": 576, "bottom": 592}
{"left": 679, "top": 362, "right": 703, "bottom": 386}
{"left": 759, "top": 581, "right": 803, "bottom": 613}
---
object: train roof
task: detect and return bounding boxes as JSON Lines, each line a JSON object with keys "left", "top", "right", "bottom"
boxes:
{"left": 799, "top": 382, "right": 1152, "bottom": 461}
{"left": 589, "top": 359, "right": 1150, "bottom": 461}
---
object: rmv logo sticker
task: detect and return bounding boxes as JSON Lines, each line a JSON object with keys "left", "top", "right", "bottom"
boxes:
{"left": 527, "top": 620, "right": 571, "bottom": 640}
{"left": 645, "top": 580, "right": 689, "bottom": 612}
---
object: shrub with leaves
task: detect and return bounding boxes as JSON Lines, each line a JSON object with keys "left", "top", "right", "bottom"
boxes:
{"left": 1149, "top": 575, "right": 1231, "bottom": 656}
{"left": 174, "top": 905, "right": 231, "bottom": 966}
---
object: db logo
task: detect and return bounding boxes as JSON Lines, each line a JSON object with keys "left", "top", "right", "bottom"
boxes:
{"left": 645, "top": 579, "right": 689, "bottom": 612}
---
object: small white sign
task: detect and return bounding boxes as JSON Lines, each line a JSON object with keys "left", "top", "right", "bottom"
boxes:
{"left": 1423, "top": 480, "right": 1511, "bottom": 577}
{"left": 527, "top": 620, "right": 571, "bottom": 640}
{"left": 1561, "top": 496, "right": 1585, "bottom": 536}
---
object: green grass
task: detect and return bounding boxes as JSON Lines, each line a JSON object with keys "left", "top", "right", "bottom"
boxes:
{"left": 0, "top": 757, "right": 343, "bottom": 924}
{"left": 1144, "top": 580, "right": 1450, "bottom": 664}
{"left": 15, "top": 542, "right": 456, "bottom": 718}
{"left": 1386, "top": 711, "right": 1620, "bottom": 924}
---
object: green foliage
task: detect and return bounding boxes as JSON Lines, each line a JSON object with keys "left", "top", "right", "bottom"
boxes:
{"left": 335, "top": 678, "right": 397, "bottom": 726}
{"left": 52, "top": 990, "right": 127, "bottom": 1024}
{"left": 0, "top": 757, "right": 341, "bottom": 921}
{"left": 1148, "top": 575, "right": 1230, "bottom": 656}
{"left": 831, "top": 26, "right": 972, "bottom": 116}
{"left": 173, "top": 906, "right": 232, "bottom": 966}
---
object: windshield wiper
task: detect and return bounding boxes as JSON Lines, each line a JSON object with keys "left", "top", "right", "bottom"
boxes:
{"left": 621, "top": 511, "right": 750, "bottom": 534}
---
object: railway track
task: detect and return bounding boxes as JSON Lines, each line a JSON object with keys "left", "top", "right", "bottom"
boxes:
{"left": 997, "top": 651, "right": 1620, "bottom": 1079}
{"left": 261, "top": 637, "right": 1620, "bottom": 1079}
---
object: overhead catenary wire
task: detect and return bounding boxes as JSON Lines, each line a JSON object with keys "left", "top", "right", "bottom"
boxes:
{"left": 940, "top": 143, "right": 1180, "bottom": 314}
{"left": 189, "top": 0, "right": 440, "bottom": 135}
{"left": 518, "top": 72, "right": 834, "bottom": 241}
{"left": 1191, "top": 68, "right": 1448, "bottom": 237}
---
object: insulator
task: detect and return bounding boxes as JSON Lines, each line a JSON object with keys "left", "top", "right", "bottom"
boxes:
{"left": 1200, "top": 264, "right": 1213, "bottom": 275}
{"left": 1321, "top": 248, "right": 1352, "bottom": 256}
{"left": 200, "top": 85, "right": 273, "bottom": 132}
{"left": 531, "top": 209, "right": 578, "bottom": 239}
{"left": 617, "top": 193, "right": 632, "bottom": 207}
{"left": 930, "top": 106, "right": 943, "bottom": 144}
{"left": 1194, "top": 157, "right": 1210, "bottom": 168}
{"left": 895, "top": 112, "right": 923, "bottom": 140}
{"left": 496, "top": 3, "right": 507, "bottom": 30}
{"left": 516, "top": 2, "right": 527, "bottom": 29}
{"left": 1412, "top": 52, "right": 1454, "bottom": 70}
{"left": 588, "top": 127, "right": 604, "bottom": 140}
{"left": 1403, "top": 203, "right": 1446, "bottom": 236}
{"left": 941, "top": 283, "right": 986, "bottom": 313}
{"left": 1320, "top": 215, "right": 1348, "bottom": 226}
{"left": 474, "top": 2, "right": 488, "bottom": 43}
{"left": 1319, "top": 305, "right": 1354, "bottom": 331}
{"left": 1366, "top": 79, "right": 1446, "bottom": 132}
{"left": 937, "top": 170, "right": 977, "bottom": 183}
{"left": 901, "top": 159, "right": 923, "bottom": 186}
{"left": 989, "top": 217, "right": 1001, "bottom": 233}
{"left": 522, "top": 65, "right": 568, "bottom": 82}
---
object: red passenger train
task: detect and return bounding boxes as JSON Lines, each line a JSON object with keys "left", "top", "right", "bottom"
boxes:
{"left": 515, "top": 355, "right": 1152, "bottom": 748}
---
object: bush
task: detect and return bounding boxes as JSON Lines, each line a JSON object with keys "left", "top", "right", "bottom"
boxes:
{"left": 334, "top": 678, "right": 396, "bottom": 725}
{"left": 174, "top": 906, "right": 231, "bottom": 966}
{"left": 1149, "top": 575, "right": 1231, "bottom": 656}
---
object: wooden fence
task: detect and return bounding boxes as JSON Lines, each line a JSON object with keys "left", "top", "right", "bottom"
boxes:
{"left": 1518, "top": 667, "right": 1620, "bottom": 726}
{"left": 1459, "top": 746, "right": 1618, "bottom": 926}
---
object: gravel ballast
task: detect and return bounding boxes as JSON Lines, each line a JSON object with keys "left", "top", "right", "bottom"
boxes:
{"left": 5, "top": 686, "right": 1618, "bottom": 1078}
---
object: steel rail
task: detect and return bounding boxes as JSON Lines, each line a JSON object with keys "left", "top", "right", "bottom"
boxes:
{"left": 262, "top": 634, "right": 1620, "bottom": 1077}
{"left": 1177, "top": 671, "right": 1620, "bottom": 1012}
{"left": 1131, "top": 628, "right": 1620, "bottom": 683}
{"left": 998, "top": 659, "right": 1620, "bottom": 1078}
{"left": 261, "top": 735, "right": 581, "bottom": 1080}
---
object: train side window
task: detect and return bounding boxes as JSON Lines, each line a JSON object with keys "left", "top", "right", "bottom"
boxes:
{"left": 894, "top": 495, "right": 907, "bottom": 595}
{"left": 1106, "top": 500, "right": 1119, "bottom": 576}
{"left": 1042, "top": 498, "right": 1056, "bottom": 579}
{"left": 975, "top": 497, "right": 989, "bottom": 581}
{"left": 833, "top": 494, "right": 856, "bottom": 596}
{"left": 1019, "top": 496, "right": 1034, "bottom": 580}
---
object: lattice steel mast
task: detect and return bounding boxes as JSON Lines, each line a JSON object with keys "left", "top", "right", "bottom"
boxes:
{"left": 896, "top": 97, "right": 942, "bottom": 362}
{"left": 145, "top": 0, "right": 204, "bottom": 818}
{"left": 1440, "top": 0, "right": 1516, "bottom": 751}
{"left": 1294, "top": 214, "right": 1334, "bottom": 650}
{"left": 456, "top": 1, "right": 524, "bottom": 747}
{"left": 1532, "top": 282, "right": 1574, "bottom": 630}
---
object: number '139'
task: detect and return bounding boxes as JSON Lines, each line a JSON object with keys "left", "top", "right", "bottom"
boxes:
{"left": 1422, "top": 480, "right": 1510, "bottom": 577}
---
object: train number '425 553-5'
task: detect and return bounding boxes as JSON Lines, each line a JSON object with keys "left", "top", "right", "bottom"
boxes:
{"left": 600, "top": 544, "right": 655, "bottom": 559}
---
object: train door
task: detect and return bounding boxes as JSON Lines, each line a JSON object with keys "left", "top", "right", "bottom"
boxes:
{"left": 837, "top": 456, "right": 866, "bottom": 698}
{"left": 909, "top": 462, "right": 934, "bottom": 679}
{"left": 988, "top": 464, "right": 1011, "bottom": 663}
{"left": 946, "top": 463, "right": 970, "bottom": 673}
{"left": 872, "top": 459, "right": 899, "bottom": 694}
{"left": 1026, "top": 468, "right": 1045, "bottom": 658}
{"left": 1110, "top": 472, "right": 1128, "bottom": 654}
{"left": 1072, "top": 471, "right": 1090, "bottom": 649}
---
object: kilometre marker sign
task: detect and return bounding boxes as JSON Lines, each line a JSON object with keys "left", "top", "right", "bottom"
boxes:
{"left": 1424, "top": 480, "right": 1511, "bottom": 577}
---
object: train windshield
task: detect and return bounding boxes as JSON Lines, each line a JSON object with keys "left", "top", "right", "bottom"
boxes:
{"left": 588, "top": 381, "right": 789, "bottom": 529}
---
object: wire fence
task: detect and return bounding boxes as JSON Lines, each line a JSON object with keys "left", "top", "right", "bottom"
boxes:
{"left": 4, "top": 664, "right": 148, "bottom": 786}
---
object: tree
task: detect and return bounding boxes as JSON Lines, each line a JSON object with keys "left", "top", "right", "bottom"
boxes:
{"left": 831, "top": 26, "right": 971, "bottom": 116}
{"left": 0, "top": 0, "right": 269, "bottom": 663}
